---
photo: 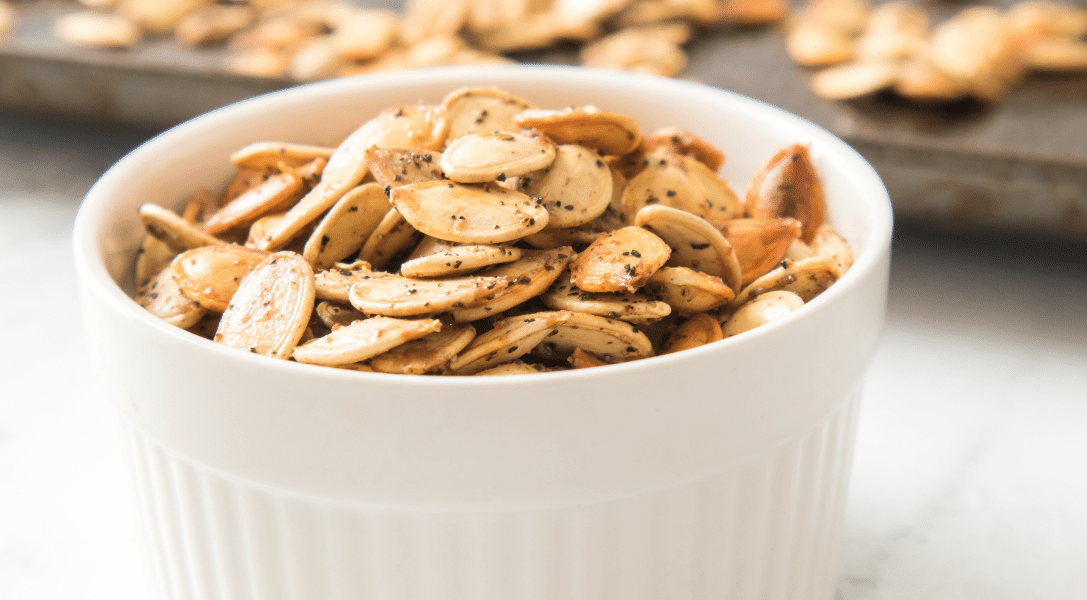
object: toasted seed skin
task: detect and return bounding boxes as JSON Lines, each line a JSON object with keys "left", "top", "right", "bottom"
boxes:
{"left": 662, "top": 312, "right": 723, "bottom": 354}
{"left": 292, "top": 316, "right": 441, "bottom": 366}
{"left": 644, "top": 127, "right": 725, "bottom": 172}
{"left": 315, "top": 300, "right": 366, "bottom": 330}
{"left": 171, "top": 244, "right": 269, "bottom": 312}
{"left": 731, "top": 256, "right": 842, "bottom": 307}
{"left": 440, "top": 131, "right": 557, "bottom": 183}
{"left": 135, "top": 235, "right": 178, "bottom": 289}
{"left": 723, "top": 290, "right": 805, "bottom": 337}
{"left": 449, "top": 247, "right": 574, "bottom": 322}
{"left": 568, "top": 347, "right": 609, "bottom": 369}
{"left": 314, "top": 260, "right": 373, "bottom": 303}
{"left": 139, "top": 203, "right": 226, "bottom": 252}
{"left": 515, "top": 106, "right": 642, "bottom": 156}
{"left": 365, "top": 147, "right": 445, "bottom": 191}
{"left": 635, "top": 204, "right": 742, "bottom": 293}
{"left": 449, "top": 311, "right": 571, "bottom": 374}
{"left": 400, "top": 238, "right": 521, "bottom": 278}
{"left": 370, "top": 323, "right": 477, "bottom": 374}
{"left": 390, "top": 180, "right": 549, "bottom": 244}
{"left": 136, "top": 265, "right": 207, "bottom": 329}
{"left": 745, "top": 144, "right": 826, "bottom": 243}
{"left": 302, "top": 182, "right": 390, "bottom": 270}
{"left": 719, "top": 217, "right": 803, "bottom": 286}
{"left": 518, "top": 144, "right": 613, "bottom": 229}
{"left": 541, "top": 272, "right": 671, "bottom": 325}
{"left": 348, "top": 271, "right": 512, "bottom": 317}
{"left": 533, "top": 312, "right": 654, "bottom": 363}
{"left": 440, "top": 86, "right": 535, "bottom": 139}
{"left": 357, "top": 208, "right": 423, "bottom": 270}
{"left": 230, "top": 142, "right": 334, "bottom": 170}
{"left": 569, "top": 226, "right": 671, "bottom": 293}
{"left": 214, "top": 251, "right": 315, "bottom": 359}
{"left": 202, "top": 166, "right": 310, "bottom": 235}
{"left": 644, "top": 266, "right": 735, "bottom": 314}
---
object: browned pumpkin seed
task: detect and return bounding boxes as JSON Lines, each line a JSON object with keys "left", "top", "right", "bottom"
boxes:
{"left": 541, "top": 271, "right": 671, "bottom": 324}
{"left": 292, "top": 316, "right": 441, "bottom": 366}
{"left": 567, "top": 347, "right": 609, "bottom": 369}
{"left": 745, "top": 144, "right": 827, "bottom": 243}
{"left": 533, "top": 311, "right": 654, "bottom": 363}
{"left": 662, "top": 312, "right": 723, "bottom": 354}
{"left": 517, "top": 143, "right": 613, "bottom": 228}
{"left": 214, "top": 251, "right": 316, "bottom": 359}
{"left": 449, "top": 311, "right": 571, "bottom": 375}
{"left": 731, "top": 256, "right": 842, "bottom": 307}
{"left": 314, "top": 260, "right": 373, "bottom": 303}
{"left": 357, "top": 207, "right": 423, "bottom": 270}
{"left": 203, "top": 161, "right": 318, "bottom": 235}
{"left": 171, "top": 244, "right": 269, "bottom": 312}
{"left": 569, "top": 226, "right": 670, "bottom": 293}
{"left": 365, "top": 147, "right": 445, "bottom": 191}
{"left": 135, "top": 235, "right": 179, "bottom": 289}
{"left": 515, "top": 106, "right": 642, "bottom": 156}
{"left": 390, "top": 180, "right": 549, "bottom": 244}
{"left": 809, "top": 223, "right": 854, "bottom": 272}
{"left": 302, "top": 182, "right": 390, "bottom": 270}
{"left": 138, "top": 203, "right": 226, "bottom": 252}
{"left": 719, "top": 217, "right": 803, "bottom": 286}
{"left": 400, "top": 237, "right": 521, "bottom": 278}
{"left": 440, "top": 86, "right": 536, "bottom": 139}
{"left": 643, "top": 266, "right": 735, "bottom": 314}
{"left": 643, "top": 127, "right": 725, "bottom": 172}
{"left": 809, "top": 60, "right": 900, "bottom": 100}
{"left": 634, "top": 204, "right": 742, "bottom": 293}
{"left": 620, "top": 151, "right": 739, "bottom": 226}
{"left": 449, "top": 246, "right": 574, "bottom": 322}
{"left": 370, "top": 323, "right": 477, "bottom": 374}
{"left": 348, "top": 271, "right": 512, "bottom": 317}
{"left": 440, "top": 131, "right": 557, "bottom": 183}
{"left": 136, "top": 265, "right": 207, "bottom": 329}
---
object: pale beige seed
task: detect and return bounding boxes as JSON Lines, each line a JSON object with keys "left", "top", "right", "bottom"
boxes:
{"left": 135, "top": 235, "right": 178, "bottom": 289}
{"left": 719, "top": 217, "right": 803, "bottom": 286}
{"left": 331, "top": 9, "right": 400, "bottom": 61}
{"left": 643, "top": 127, "right": 725, "bottom": 172}
{"left": 854, "top": 27, "right": 926, "bottom": 62}
{"left": 745, "top": 144, "right": 827, "bottom": 243}
{"left": 540, "top": 272, "right": 671, "bottom": 325}
{"left": 54, "top": 11, "right": 141, "bottom": 48}
{"left": 1008, "top": 0, "right": 1087, "bottom": 39}
{"left": 139, "top": 203, "right": 226, "bottom": 252}
{"left": 864, "top": 0, "right": 928, "bottom": 34}
{"left": 401, "top": 0, "right": 470, "bottom": 44}
{"left": 894, "top": 57, "right": 970, "bottom": 103}
{"left": 348, "top": 271, "right": 511, "bottom": 317}
{"left": 713, "top": 0, "right": 790, "bottom": 25}
{"left": 136, "top": 265, "right": 207, "bottom": 329}
{"left": 315, "top": 300, "right": 366, "bottom": 330}
{"left": 787, "top": 21, "right": 855, "bottom": 67}
{"left": 579, "top": 25, "right": 690, "bottom": 77}
{"left": 230, "top": 142, "right": 334, "bottom": 170}
{"left": 365, "top": 147, "right": 445, "bottom": 191}
{"left": 314, "top": 260, "right": 373, "bottom": 303}
{"left": 357, "top": 208, "right": 423, "bottom": 270}
{"left": 440, "top": 131, "right": 557, "bottom": 183}
{"left": 1021, "top": 37, "right": 1087, "bottom": 72}
{"left": 292, "top": 316, "right": 441, "bottom": 366}
{"left": 440, "top": 86, "right": 535, "bottom": 139}
{"left": 644, "top": 266, "right": 735, "bottom": 314}
{"left": 809, "top": 223, "right": 854, "bottom": 272}
{"left": 722, "top": 290, "right": 805, "bottom": 337}
{"left": 449, "top": 246, "right": 574, "bottom": 322}
{"left": 472, "top": 11, "right": 601, "bottom": 53}
{"left": 515, "top": 106, "right": 642, "bottom": 156}
{"left": 261, "top": 104, "right": 446, "bottom": 251}
{"left": 449, "top": 311, "right": 572, "bottom": 375}
{"left": 400, "top": 237, "right": 521, "bottom": 278}
{"left": 472, "top": 361, "right": 548, "bottom": 376}
{"left": 288, "top": 36, "right": 344, "bottom": 82}
{"left": 116, "top": 0, "right": 210, "bottom": 35}
{"left": 214, "top": 251, "right": 315, "bottom": 359}
{"left": 171, "top": 244, "right": 269, "bottom": 312}
{"left": 370, "top": 323, "right": 477, "bottom": 374}
{"left": 221, "top": 168, "right": 270, "bottom": 205}
{"left": 786, "top": 239, "right": 818, "bottom": 261}
{"left": 303, "top": 182, "right": 390, "bottom": 270}
{"left": 662, "top": 312, "right": 723, "bottom": 354}
{"left": 569, "top": 226, "right": 671, "bottom": 293}
{"left": 175, "top": 4, "right": 255, "bottom": 46}
{"left": 224, "top": 48, "right": 288, "bottom": 79}
{"left": 810, "top": 60, "right": 900, "bottom": 100}
{"left": 391, "top": 181, "right": 549, "bottom": 244}
{"left": 202, "top": 164, "right": 314, "bottom": 235}
{"left": 731, "top": 256, "right": 842, "bottom": 307}
{"left": 533, "top": 311, "right": 654, "bottom": 363}
{"left": 1, "top": 2, "right": 17, "bottom": 38}
{"left": 799, "top": 0, "right": 871, "bottom": 33}
{"left": 634, "top": 204, "right": 742, "bottom": 292}
{"left": 245, "top": 212, "right": 285, "bottom": 248}
{"left": 928, "top": 7, "right": 1022, "bottom": 101}
{"left": 518, "top": 144, "right": 613, "bottom": 229}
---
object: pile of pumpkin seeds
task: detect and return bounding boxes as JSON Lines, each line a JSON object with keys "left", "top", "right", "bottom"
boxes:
{"left": 133, "top": 85, "right": 853, "bottom": 375}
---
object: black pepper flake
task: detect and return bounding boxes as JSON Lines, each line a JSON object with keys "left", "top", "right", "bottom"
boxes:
{"left": 496, "top": 173, "right": 506, "bottom": 182}
{"left": 690, "top": 242, "right": 710, "bottom": 250}
{"left": 564, "top": 205, "right": 573, "bottom": 210}
{"left": 339, "top": 269, "right": 353, "bottom": 276}
{"left": 320, "top": 234, "right": 330, "bottom": 248}
{"left": 383, "top": 185, "right": 391, "bottom": 196}
{"left": 453, "top": 260, "right": 462, "bottom": 268}
{"left": 630, "top": 249, "right": 641, "bottom": 258}
{"left": 625, "top": 346, "right": 635, "bottom": 353}
{"left": 666, "top": 190, "right": 676, "bottom": 197}
{"left": 347, "top": 206, "right": 359, "bottom": 212}
{"left": 408, "top": 289, "right": 418, "bottom": 294}
{"left": 529, "top": 218, "right": 536, "bottom": 225}
{"left": 623, "top": 264, "right": 636, "bottom": 276}
{"left": 507, "top": 346, "right": 519, "bottom": 353}
{"left": 595, "top": 159, "right": 603, "bottom": 167}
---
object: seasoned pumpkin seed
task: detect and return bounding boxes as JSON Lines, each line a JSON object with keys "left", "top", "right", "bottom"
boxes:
{"left": 357, "top": 207, "right": 423, "bottom": 270}
{"left": 292, "top": 316, "right": 441, "bottom": 366}
{"left": 314, "top": 260, "right": 373, "bottom": 303}
{"left": 136, "top": 265, "right": 207, "bottom": 329}
{"left": 449, "top": 311, "right": 571, "bottom": 374}
{"left": 569, "top": 225, "right": 670, "bottom": 293}
{"left": 718, "top": 217, "right": 803, "bottom": 286}
{"left": 722, "top": 290, "right": 805, "bottom": 337}
{"left": 515, "top": 105, "right": 643, "bottom": 156}
{"left": 643, "top": 265, "right": 736, "bottom": 314}
{"left": 540, "top": 271, "right": 671, "bottom": 324}
{"left": 400, "top": 237, "right": 521, "bottom": 278}
{"left": 662, "top": 312, "right": 723, "bottom": 354}
{"left": 302, "top": 182, "right": 390, "bottom": 270}
{"left": 533, "top": 311, "right": 654, "bottom": 363}
{"left": 449, "top": 246, "right": 574, "bottom": 322}
{"left": 390, "top": 180, "right": 549, "bottom": 244}
{"left": 315, "top": 300, "right": 366, "bottom": 330}
{"left": 440, "top": 131, "right": 557, "bottom": 183}
{"left": 517, "top": 143, "right": 613, "bottom": 228}
{"left": 138, "top": 203, "right": 225, "bottom": 252}
{"left": 230, "top": 142, "right": 335, "bottom": 170}
{"left": 745, "top": 144, "right": 826, "bottom": 243}
{"left": 440, "top": 86, "right": 535, "bottom": 139}
{"left": 348, "top": 271, "right": 512, "bottom": 317}
{"left": 634, "top": 204, "right": 742, "bottom": 292}
{"left": 370, "top": 323, "right": 477, "bottom": 374}
{"left": 365, "top": 147, "right": 445, "bottom": 191}
{"left": 171, "top": 244, "right": 269, "bottom": 312}
{"left": 731, "top": 256, "right": 842, "bottom": 307}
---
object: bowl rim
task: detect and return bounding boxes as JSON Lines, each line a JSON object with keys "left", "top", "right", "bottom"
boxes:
{"left": 73, "top": 64, "right": 893, "bottom": 388}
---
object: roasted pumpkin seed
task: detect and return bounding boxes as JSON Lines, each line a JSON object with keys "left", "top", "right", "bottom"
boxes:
{"left": 569, "top": 225, "right": 671, "bottom": 293}
{"left": 390, "top": 180, "right": 549, "bottom": 244}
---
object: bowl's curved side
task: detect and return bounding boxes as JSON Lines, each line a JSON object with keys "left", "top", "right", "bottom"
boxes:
{"left": 74, "top": 66, "right": 892, "bottom": 509}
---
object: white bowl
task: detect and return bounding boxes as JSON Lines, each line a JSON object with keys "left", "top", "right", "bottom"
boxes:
{"left": 74, "top": 65, "right": 892, "bottom": 600}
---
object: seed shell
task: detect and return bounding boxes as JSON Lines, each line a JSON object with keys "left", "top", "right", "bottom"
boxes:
{"left": 136, "top": 265, "right": 207, "bottom": 329}
{"left": 138, "top": 203, "right": 226, "bottom": 252}
{"left": 400, "top": 237, "right": 521, "bottom": 278}
{"left": 540, "top": 272, "right": 671, "bottom": 325}
{"left": 214, "top": 251, "right": 316, "bottom": 359}
{"left": 533, "top": 311, "right": 654, "bottom": 363}
{"left": 348, "top": 271, "right": 512, "bottom": 317}
{"left": 230, "top": 142, "right": 335, "bottom": 170}
{"left": 449, "top": 311, "right": 571, "bottom": 375}
{"left": 662, "top": 312, "right": 723, "bottom": 354}
{"left": 450, "top": 246, "right": 574, "bottom": 322}
{"left": 722, "top": 290, "right": 805, "bottom": 337}
{"left": 370, "top": 323, "right": 477, "bottom": 374}
{"left": 365, "top": 147, "right": 445, "bottom": 191}
{"left": 719, "top": 217, "right": 803, "bottom": 286}
{"left": 440, "top": 86, "right": 536, "bottom": 139}
{"left": 357, "top": 208, "right": 424, "bottom": 270}
{"left": 390, "top": 180, "right": 549, "bottom": 244}
{"left": 440, "top": 131, "right": 557, "bottom": 183}
{"left": 292, "top": 316, "right": 441, "bottom": 366}
{"left": 517, "top": 143, "right": 613, "bottom": 228}
{"left": 731, "top": 256, "right": 842, "bottom": 307}
{"left": 644, "top": 266, "right": 735, "bottom": 314}
{"left": 569, "top": 226, "right": 671, "bottom": 293}
{"left": 202, "top": 166, "right": 309, "bottom": 235}
{"left": 643, "top": 127, "right": 725, "bottom": 172}
{"left": 135, "top": 235, "right": 178, "bottom": 289}
{"left": 314, "top": 260, "right": 373, "bottom": 303}
{"left": 745, "top": 144, "right": 827, "bottom": 243}
{"left": 302, "top": 182, "right": 390, "bottom": 270}
{"left": 515, "top": 106, "right": 642, "bottom": 156}
{"left": 171, "top": 244, "right": 269, "bottom": 312}
{"left": 634, "top": 204, "right": 742, "bottom": 292}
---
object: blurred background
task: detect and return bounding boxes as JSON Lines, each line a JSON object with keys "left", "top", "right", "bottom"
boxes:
{"left": 1, "top": 1, "right": 1085, "bottom": 599}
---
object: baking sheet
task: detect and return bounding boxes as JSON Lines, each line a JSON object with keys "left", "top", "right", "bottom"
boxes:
{"left": 3, "top": 0, "right": 1086, "bottom": 239}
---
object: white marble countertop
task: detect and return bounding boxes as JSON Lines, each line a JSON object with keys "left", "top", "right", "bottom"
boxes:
{"left": 2, "top": 112, "right": 1085, "bottom": 600}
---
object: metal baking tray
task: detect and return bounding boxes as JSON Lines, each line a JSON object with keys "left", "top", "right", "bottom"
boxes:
{"left": 3, "top": 0, "right": 1086, "bottom": 240}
